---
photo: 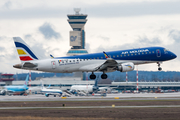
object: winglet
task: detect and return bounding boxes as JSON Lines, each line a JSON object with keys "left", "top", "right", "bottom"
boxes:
{"left": 103, "top": 51, "right": 109, "bottom": 58}
{"left": 50, "top": 54, "right": 54, "bottom": 58}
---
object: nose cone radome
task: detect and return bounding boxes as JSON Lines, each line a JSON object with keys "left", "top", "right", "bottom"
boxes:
{"left": 171, "top": 52, "right": 177, "bottom": 59}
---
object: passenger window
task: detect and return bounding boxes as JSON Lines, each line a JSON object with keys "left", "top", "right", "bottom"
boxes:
{"left": 117, "top": 55, "right": 119, "bottom": 57}
{"left": 135, "top": 53, "right": 137, "bottom": 55}
{"left": 131, "top": 54, "right": 133, "bottom": 56}
{"left": 73, "top": 60, "right": 75, "bottom": 62}
{"left": 149, "top": 52, "right": 151, "bottom": 54}
{"left": 101, "top": 57, "right": 103, "bottom": 59}
{"left": 127, "top": 54, "right": 129, "bottom": 56}
{"left": 97, "top": 57, "right": 99, "bottom": 59}
{"left": 138, "top": 53, "right": 140, "bottom": 55}
{"left": 152, "top": 51, "right": 154, "bottom": 53}
{"left": 121, "top": 55, "right": 122, "bottom": 57}
{"left": 142, "top": 52, "right": 144, "bottom": 54}
{"left": 113, "top": 55, "right": 115, "bottom": 58}
{"left": 145, "top": 52, "right": 147, "bottom": 54}
{"left": 124, "top": 54, "right": 126, "bottom": 56}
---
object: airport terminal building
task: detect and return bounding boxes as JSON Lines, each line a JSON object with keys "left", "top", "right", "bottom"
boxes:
{"left": 1, "top": 77, "right": 180, "bottom": 92}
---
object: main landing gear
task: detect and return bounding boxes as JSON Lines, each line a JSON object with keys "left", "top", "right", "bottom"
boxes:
{"left": 90, "top": 72, "right": 108, "bottom": 79}
{"left": 90, "top": 72, "right": 96, "bottom": 79}
{"left": 157, "top": 62, "right": 162, "bottom": 71}
{"left": 101, "top": 71, "right": 107, "bottom": 79}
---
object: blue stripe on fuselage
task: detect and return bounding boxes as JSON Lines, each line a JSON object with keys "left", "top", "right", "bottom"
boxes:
{"left": 56, "top": 47, "right": 174, "bottom": 61}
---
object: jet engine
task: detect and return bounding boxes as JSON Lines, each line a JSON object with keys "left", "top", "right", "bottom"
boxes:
{"left": 117, "top": 62, "right": 135, "bottom": 72}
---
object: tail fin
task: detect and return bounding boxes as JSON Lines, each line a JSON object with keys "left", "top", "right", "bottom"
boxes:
{"left": 13, "top": 37, "right": 40, "bottom": 62}
{"left": 24, "top": 75, "right": 29, "bottom": 86}
{"left": 40, "top": 80, "right": 44, "bottom": 89}
{"left": 47, "top": 84, "right": 51, "bottom": 88}
{"left": 50, "top": 54, "right": 54, "bottom": 58}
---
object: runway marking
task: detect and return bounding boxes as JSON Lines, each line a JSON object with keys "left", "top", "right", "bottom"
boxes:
{"left": 1, "top": 105, "right": 180, "bottom": 109}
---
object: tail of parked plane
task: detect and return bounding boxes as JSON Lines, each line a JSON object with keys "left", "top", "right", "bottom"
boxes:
{"left": 40, "top": 80, "right": 44, "bottom": 89}
{"left": 24, "top": 75, "right": 29, "bottom": 86}
{"left": 13, "top": 37, "right": 41, "bottom": 62}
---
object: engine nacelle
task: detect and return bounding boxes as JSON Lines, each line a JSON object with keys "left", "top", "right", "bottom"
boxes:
{"left": 117, "top": 62, "right": 135, "bottom": 72}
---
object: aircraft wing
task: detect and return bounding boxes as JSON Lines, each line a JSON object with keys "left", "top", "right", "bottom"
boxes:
{"left": 79, "top": 58, "right": 118, "bottom": 72}
{"left": 97, "top": 58, "right": 118, "bottom": 71}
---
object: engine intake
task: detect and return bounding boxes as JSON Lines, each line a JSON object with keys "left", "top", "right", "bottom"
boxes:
{"left": 117, "top": 62, "right": 134, "bottom": 72}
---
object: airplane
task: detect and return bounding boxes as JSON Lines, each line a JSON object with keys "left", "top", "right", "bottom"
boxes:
{"left": 13, "top": 37, "right": 177, "bottom": 80}
{"left": 3, "top": 75, "right": 29, "bottom": 95}
{"left": 40, "top": 81, "right": 63, "bottom": 97}
{"left": 70, "top": 78, "right": 108, "bottom": 95}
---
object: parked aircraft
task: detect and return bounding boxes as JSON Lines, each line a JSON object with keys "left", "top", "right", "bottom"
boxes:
{"left": 13, "top": 37, "right": 177, "bottom": 79}
{"left": 41, "top": 81, "right": 63, "bottom": 97}
{"left": 70, "top": 78, "right": 108, "bottom": 94}
{"left": 3, "top": 75, "right": 29, "bottom": 95}
{"left": 0, "top": 89, "right": 6, "bottom": 95}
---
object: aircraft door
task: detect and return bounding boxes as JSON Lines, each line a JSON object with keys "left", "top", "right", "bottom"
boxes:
{"left": 156, "top": 49, "right": 161, "bottom": 57}
{"left": 51, "top": 61, "right": 56, "bottom": 69}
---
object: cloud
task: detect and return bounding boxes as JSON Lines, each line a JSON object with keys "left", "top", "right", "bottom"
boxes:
{"left": 94, "top": 35, "right": 163, "bottom": 52}
{"left": 0, "top": 46, "right": 5, "bottom": 51}
{"left": 138, "top": 36, "right": 162, "bottom": 46}
{"left": 98, "top": 36, "right": 110, "bottom": 41}
{"left": 39, "top": 22, "right": 61, "bottom": 40}
{"left": 23, "top": 35, "right": 48, "bottom": 59}
{"left": 168, "top": 29, "right": 180, "bottom": 43}
{"left": 3, "top": 0, "right": 12, "bottom": 9}
{"left": 1, "top": 1, "right": 180, "bottom": 19}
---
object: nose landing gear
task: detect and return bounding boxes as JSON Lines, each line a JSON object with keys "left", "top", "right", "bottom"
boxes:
{"left": 157, "top": 62, "right": 162, "bottom": 71}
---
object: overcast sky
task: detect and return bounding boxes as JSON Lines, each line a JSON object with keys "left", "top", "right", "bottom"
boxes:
{"left": 0, "top": 0, "right": 180, "bottom": 74}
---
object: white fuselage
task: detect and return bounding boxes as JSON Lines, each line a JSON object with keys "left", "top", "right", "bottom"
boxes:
{"left": 41, "top": 88, "right": 63, "bottom": 94}
{"left": 24, "top": 59, "right": 152, "bottom": 73}
{"left": 71, "top": 85, "right": 94, "bottom": 93}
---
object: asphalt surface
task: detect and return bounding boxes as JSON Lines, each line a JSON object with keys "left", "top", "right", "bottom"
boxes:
{"left": 1, "top": 105, "right": 180, "bottom": 110}
{"left": 1, "top": 92, "right": 180, "bottom": 101}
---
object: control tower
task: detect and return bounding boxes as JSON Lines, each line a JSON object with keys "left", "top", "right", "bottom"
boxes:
{"left": 67, "top": 8, "right": 88, "bottom": 56}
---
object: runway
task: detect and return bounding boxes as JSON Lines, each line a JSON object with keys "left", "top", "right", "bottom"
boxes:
{"left": 1, "top": 105, "right": 180, "bottom": 109}
{"left": 1, "top": 92, "right": 180, "bottom": 101}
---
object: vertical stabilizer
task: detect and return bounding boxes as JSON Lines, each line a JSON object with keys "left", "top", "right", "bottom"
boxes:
{"left": 13, "top": 37, "right": 41, "bottom": 62}
{"left": 24, "top": 75, "right": 29, "bottom": 86}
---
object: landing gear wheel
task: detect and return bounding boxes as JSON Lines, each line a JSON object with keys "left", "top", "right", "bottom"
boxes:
{"left": 158, "top": 67, "right": 162, "bottom": 71}
{"left": 101, "top": 74, "right": 107, "bottom": 79}
{"left": 157, "top": 62, "right": 162, "bottom": 71}
{"left": 90, "top": 74, "right": 96, "bottom": 79}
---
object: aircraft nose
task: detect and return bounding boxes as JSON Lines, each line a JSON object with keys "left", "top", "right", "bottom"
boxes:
{"left": 171, "top": 52, "right": 177, "bottom": 59}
